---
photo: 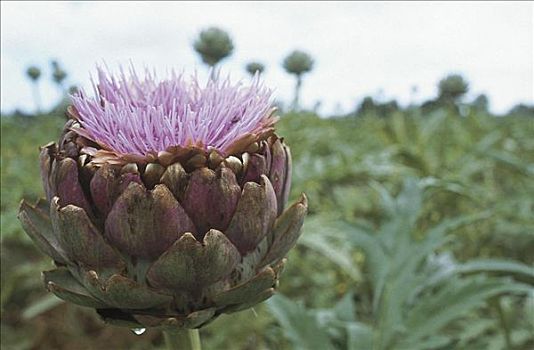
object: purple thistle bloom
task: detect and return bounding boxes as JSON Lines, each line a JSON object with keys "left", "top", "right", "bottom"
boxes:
{"left": 71, "top": 66, "right": 276, "bottom": 159}
{"left": 18, "top": 64, "right": 306, "bottom": 330}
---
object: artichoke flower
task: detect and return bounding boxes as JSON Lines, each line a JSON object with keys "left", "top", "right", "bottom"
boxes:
{"left": 18, "top": 68, "right": 307, "bottom": 330}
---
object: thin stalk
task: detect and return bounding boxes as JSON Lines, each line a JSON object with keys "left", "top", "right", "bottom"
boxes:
{"left": 163, "top": 329, "right": 201, "bottom": 350}
{"left": 32, "top": 82, "right": 42, "bottom": 115}
{"left": 292, "top": 75, "right": 302, "bottom": 111}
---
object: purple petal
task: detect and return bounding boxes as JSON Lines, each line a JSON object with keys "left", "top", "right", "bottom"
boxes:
{"left": 146, "top": 230, "right": 240, "bottom": 291}
{"left": 269, "top": 139, "right": 288, "bottom": 214}
{"left": 51, "top": 158, "right": 93, "bottom": 216}
{"left": 225, "top": 175, "right": 277, "bottom": 254}
{"left": 241, "top": 153, "right": 267, "bottom": 184}
{"left": 261, "top": 194, "right": 308, "bottom": 266}
{"left": 181, "top": 167, "right": 241, "bottom": 238}
{"left": 90, "top": 164, "right": 142, "bottom": 216}
{"left": 50, "top": 198, "right": 122, "bottom": 269}
{"left": 39, "top": 143, "right": 56, "bottom": 202}
{"left": 104, "top": 183, "right": 196, "bottom": 259}
{"left": 281, "top": 142, "right": 292, "bottom": 208}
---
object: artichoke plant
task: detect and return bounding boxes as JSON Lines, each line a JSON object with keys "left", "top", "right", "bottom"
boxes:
{"left": 193, "top": 27, "right": 234, "bottom": 68}
{"left": 26, "top": 65, "right": 42, "bottom": 114}
{"left": 18, "top": 68, "right": 307, "bottom": 335}
{"left": 282, "top": 50, "right": 314, "bottom": 110}
{"left": 437, "top": 74, "right": 469, "bottom": 102}
{"left": 51, "top": 60, "right": 68, "bottom": 94}
{"left": 245, "top": 62, "right": 265, "bottom": 76}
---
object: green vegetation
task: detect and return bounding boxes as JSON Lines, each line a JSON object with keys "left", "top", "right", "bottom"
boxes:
{"left": 1, "top": 105, "right": 533, "bottom": 349}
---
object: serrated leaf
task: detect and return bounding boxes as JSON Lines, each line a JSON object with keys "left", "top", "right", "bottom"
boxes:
{"left": 457, "top": 259, "right": 534, "bottom": 280}
{"left": 267, "top": 294, "right": 335, "bottom": 350}
{"left": 346, "top": 322, "right": 373, "bottom": 350}
{"left": 299, "top": 225, "right": 362, "bottom": 281}
{"left": 333, "top": 292, "right": 357, "bottom": 323}
{"left": 401, "top": 276, "right": 533, "bottom": 346}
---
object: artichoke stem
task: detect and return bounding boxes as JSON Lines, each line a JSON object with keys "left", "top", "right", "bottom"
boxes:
{"left": 163, "top": 329, "right": 201, "bottom": 350}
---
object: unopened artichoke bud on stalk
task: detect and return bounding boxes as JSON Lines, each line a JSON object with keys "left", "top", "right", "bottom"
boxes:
{"left": 18, "top": 67, "right": 307, "bottom": 330}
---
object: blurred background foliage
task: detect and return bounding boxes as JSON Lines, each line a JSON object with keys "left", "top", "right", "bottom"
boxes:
{"left": 1, "top": 26, "right": 534, "bottom": 350}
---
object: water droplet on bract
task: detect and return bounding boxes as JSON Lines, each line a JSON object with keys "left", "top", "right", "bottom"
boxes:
{"left": 131, "top": 328, "right": 146, "bottom": 335}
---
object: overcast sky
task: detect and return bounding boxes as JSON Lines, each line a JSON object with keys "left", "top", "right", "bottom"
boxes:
{"left": 1, "top": 1, "right": 532, "bottom": 115}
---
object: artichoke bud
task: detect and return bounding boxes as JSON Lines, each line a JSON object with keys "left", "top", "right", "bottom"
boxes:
{"left": 18, "top": 66, "right": 307, "bottom": 330}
